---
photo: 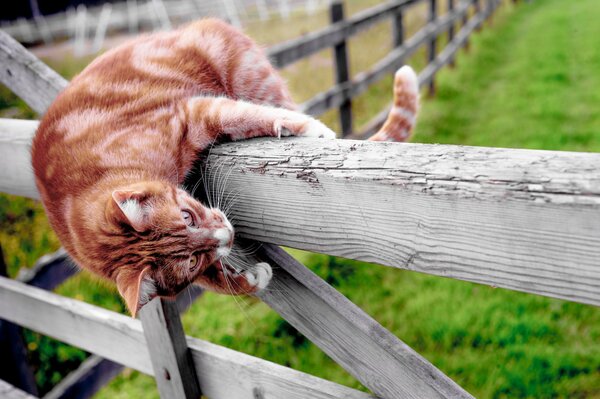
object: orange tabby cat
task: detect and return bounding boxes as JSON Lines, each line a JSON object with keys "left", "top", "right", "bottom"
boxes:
{"left": 32, "top": 19, "right": 419, "bottom": 316}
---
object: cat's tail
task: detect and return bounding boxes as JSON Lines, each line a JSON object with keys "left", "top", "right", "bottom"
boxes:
{"left": 368, "top": 66, "right": 419, "bottom": 142}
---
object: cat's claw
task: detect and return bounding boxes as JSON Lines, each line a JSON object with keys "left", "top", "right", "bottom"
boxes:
{"left": 244, "top": 262, "right": 272, "bottom": 291}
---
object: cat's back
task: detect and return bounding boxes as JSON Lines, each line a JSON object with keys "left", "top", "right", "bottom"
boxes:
{"left": 32, "top": 19, "right": 253, "bottom": 199}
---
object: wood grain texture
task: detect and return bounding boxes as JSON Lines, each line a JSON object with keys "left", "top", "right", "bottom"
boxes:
{"left": 0, "top": 380, "right": 37, "bottom": 399}
{"left": 253, "top": 243, "right": 473, "bottom": 399}
{"left": 200, "top": 137, "right": 600, "bottom": 306}
{"left": 3, "top": 119, "right": 600, "bottom": 305}
{"left": 139, "top": 298, "right": 201, "bottom": 399}
{"left": 0, "top": 277, "right": 373, "bottom": 399}
{"left": 0, "top": 30, "right": 67, "bottom": 115}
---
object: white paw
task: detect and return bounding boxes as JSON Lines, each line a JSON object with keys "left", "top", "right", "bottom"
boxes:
{"left": 244, "top": 262, "right": 272, "bottom": 291}
{"left": 302, "top": 119, "right": 337, "bottom": 139}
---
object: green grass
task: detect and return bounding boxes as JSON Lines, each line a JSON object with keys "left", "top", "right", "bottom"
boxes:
{"left": 1, "top": 0, "right": 600, "bottom": 397}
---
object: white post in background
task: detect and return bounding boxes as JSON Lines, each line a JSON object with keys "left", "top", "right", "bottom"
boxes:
{"left": 73, "top": 4, "right": 87, "bottom": 57}
{"left": 256, "top": 0, "right": 269, "bottom": 20}
{"left": 34, "top": 16, "right": 53, "bottom": 44}
{"left": 223, "top": 0, "right": 242, "bottom": 27}
{"left": 127, "top": 0, "right": 139, "bottom": 33}
{"left": 152, "top": 0, "right": 172, "bottom": 30}
{"left": 16, "top": 18, "right": 34, "bottom": 43}
{"left": 233, "top": 0, "right": 248, "bottom": 19}
{"left": 306, "top": 0, "right": 318, "bottom": 15}
{"left": 278, "top": 0, "right": 291, "bottom": 19}
{"left": 92, "top": 3, "right": 112, "bottom": 53}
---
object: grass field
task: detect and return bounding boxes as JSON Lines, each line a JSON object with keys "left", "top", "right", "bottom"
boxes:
{"left": 1, "top": 0, "right": 599, "bottom": 397}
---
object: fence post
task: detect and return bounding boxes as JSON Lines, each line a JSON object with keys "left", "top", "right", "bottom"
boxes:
{"left": 475, "top": 0, "right": 482, "bottom": 31}
{"left": 392, "top": 5, "right": 404, "bottom": 48}
{"left": 139, "top": 297, "right": 201, "bottom": 399}
{"left": 448, "top": 0, "right": 455, "bottom": 67}
{"left": 330, "top": 1, "right": 352, "bottom": 137}
{"left": 427, "top": 0, "right": 437, "bottom": 96}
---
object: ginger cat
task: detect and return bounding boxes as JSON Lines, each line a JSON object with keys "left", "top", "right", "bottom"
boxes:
{"left": 32, "top": 19, "right": 419, "bottom": 316}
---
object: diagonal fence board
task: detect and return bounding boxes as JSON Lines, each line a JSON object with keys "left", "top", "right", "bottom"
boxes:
{"left": 253, "top": 243, "right": 473, "bottom": 399}
{"left": 0, "top": 277, "right": 374, "bottom": 399}
{"left": 0, "top": 30, "right": 67, "bottom": 115}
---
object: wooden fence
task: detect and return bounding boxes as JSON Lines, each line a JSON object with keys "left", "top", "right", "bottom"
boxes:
{"left": 2, "top": 0, "right": 599, "bottom": 398}
{"left": 1, "top": 0, "right": 329, "bottom": 52}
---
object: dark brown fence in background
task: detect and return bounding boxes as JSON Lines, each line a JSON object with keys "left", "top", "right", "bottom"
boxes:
{"left": 266, "top": 0, "right": 503, "bottom": 137}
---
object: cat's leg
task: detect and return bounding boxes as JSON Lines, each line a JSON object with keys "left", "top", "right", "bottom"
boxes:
{"left": 183, "top": 96, "right": 336, "bottom": 147}
{"left": 194, "top": 261, "right": 272, "bottom": 295}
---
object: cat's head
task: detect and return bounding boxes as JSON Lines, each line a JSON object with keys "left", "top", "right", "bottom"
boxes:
{"left": 102, "top": 181, "right": 233, "bottom": 316}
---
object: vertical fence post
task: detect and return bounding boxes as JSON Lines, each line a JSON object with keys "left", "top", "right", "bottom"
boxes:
{"left": 392, "top": 5, "right": 404, "bottom": 48}
{"left": 462, "top": 0, "right": 471, "bottom": 51}
{"left": 330, "top": 1, "right": 352, "bottom": 137}
{"left": 427, "top": 0, "right": 437, "bottom": 96}
{"left": 474, "top": 0, "right": 482, "bottom": 31}
{"left": 448, "top": 0, "right": 455, "bottom": 67}
{"left": 139, "top": 297, "right": 201, "bottom": 399}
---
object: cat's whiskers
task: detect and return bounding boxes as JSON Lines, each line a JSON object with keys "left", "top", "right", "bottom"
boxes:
{"left": 220, "top": 260, "right": 256, "bottom": 327}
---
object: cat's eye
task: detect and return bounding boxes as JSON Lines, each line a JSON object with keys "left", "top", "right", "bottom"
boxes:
{"left": 189, "top": 254, "right": 199, "bottom": 270}
{"left": 181, "top": 210, "right": 195, "bottom": 227}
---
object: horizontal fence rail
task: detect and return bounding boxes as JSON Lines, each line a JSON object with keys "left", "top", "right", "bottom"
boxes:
{"left": 3, "top": 118, "right": 600, "bottom": 307}
{"left": 0, "top": 276, "right": 374, "bottom": 399}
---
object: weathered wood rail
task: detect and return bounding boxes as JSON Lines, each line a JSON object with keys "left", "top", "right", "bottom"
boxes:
{"left": 1, "top": 1, "right": 589, "bottom": 398}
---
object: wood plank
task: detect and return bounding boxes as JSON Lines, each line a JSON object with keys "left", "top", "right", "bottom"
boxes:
{"left": 0, "top": 380, "right": 37, "bottom": 399}
{"left": 329, "top": 1, "right": 353, "bottom": 136}
{"left": 253, "top": 243, "right": 473, "bottom": 398}
{"left": 0, "top": 30, "right": 67, "bottom": 115}
{"left": 300, "top": 0, "right": 471, "bottom": 116}
{"left": 139, "top": 298, "right": 201, "bottom": 399}
{"left": 427, "top": 0, "right": 438, "bottom": 95}
{"left": 267, "top": 0, "right": 420, "bottom": 68}
{"left": 3, "top": 120, "right": 600, "bottom": 305}
{"left": 0, "top": 277, "right": 374, "bottom": 399}
{"left": 16, "top": 248, "right": 77, "bottom": 291}
{"left": 43, "top": 356, "right": 122, "bottom": 399}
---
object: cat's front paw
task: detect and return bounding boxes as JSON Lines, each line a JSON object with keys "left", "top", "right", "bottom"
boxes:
{"left": 301, "top": 119, "right": 337, "bottom": 139}
{"left": 274, "top": 116, "right": 336, "bottom": 139}
{"left": 244, "top": 262, "right": 272, "bottom": 291}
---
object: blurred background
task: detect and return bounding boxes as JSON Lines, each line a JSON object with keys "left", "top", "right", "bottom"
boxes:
{"left": 1, "top": 0, "right": 599, "bottom": 398}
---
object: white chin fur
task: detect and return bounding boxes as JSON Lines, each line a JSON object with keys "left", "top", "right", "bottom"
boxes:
{"left": 216, "top": 246, "right": 231, "bottom": 258}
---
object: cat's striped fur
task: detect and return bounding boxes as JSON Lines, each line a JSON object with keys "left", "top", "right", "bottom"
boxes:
{"left": 32, "top": 19, "right": 418, "bottom": 316}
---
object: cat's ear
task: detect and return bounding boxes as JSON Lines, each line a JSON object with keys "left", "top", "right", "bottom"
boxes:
{"left": 111, "top": 190, "right": 152, "bottom": 231}
{"left": 115, "top": 266, "right": 156, "bottom": 317}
